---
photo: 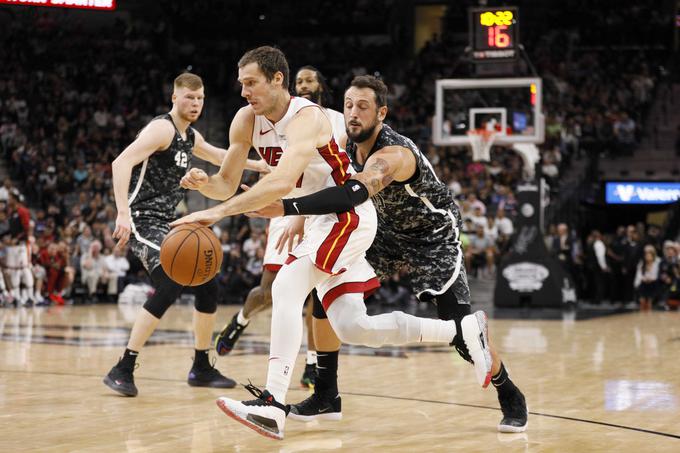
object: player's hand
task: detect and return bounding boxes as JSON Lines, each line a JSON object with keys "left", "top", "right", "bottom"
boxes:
{"left": 250, "top": 159, "right": 271, "bottom": 174}
{"left": 112, "top": 212, "right": 132, "bottom": 250}
{"left": 276, "top": 216, "right": 305, "bottom": 254}
{"left": 170, "top": 208, "right": 223, "bottom": 227}
{"left": 180, "top": 168, "right": 209, "bottom": 190}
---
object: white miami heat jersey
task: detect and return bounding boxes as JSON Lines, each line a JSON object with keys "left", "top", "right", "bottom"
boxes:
{"left": 252, "top": 97, "right": 352, "bottom": 198}
{"left": 324, "top": 107, "right": 346, "bottom": 145}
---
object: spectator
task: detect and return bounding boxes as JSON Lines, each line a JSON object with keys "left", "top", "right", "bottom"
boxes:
{"left": 634, "top": 245, "right": 660, "bottom": 311}
{"left": 80, "top": 240, "right": 108, "bottom": 301}
{"left": 104, "top": 246, "right": 130, "bottom": 301}
{"left": 495, "top": 207, "right": 514, "bottom": 237}
{"left": 613, "top": 112, "right": 636, "bottom": 156}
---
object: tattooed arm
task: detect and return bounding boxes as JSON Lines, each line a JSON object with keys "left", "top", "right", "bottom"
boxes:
{"left": 351, "top": 145, "right": 416, "bottom": 197}
{"left": 245, "top": 145, "right": 417, "bottom": 218}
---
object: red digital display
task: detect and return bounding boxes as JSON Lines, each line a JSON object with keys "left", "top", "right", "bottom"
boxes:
{"left": 469, "top": 7, "right": 519, "bottom": 62}
{"left": 0, "top": 0, "right": 116, "bottom": 10}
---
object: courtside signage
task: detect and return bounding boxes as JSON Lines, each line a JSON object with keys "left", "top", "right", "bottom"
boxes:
{"left": 0, "top": 0, "right": 115, "bottom": 10}
{"left": 606, "top": 182, "right": 680, "bottom": 204}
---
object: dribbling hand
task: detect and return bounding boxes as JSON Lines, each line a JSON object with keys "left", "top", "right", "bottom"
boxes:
{"left": 170, "top": 208, "right": 223, "bottom": 227}
{"left": 180, "top": 168, "right": 209, "bottom": 190}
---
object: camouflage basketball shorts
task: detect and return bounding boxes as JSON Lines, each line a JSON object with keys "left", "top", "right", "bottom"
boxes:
{"left": 366, "top": 228, "right": 471, "bottom": 304}
{"left": 129, "top": 217, "right": 170, "bottom": 274}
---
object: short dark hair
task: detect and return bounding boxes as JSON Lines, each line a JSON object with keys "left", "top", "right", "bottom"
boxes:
{"left": 238, "top": 46, "right": 289, "bottom": 88}
{"left": 296, "top": 65, "right": 333, "bottom": 107}
{"left": 349, "top": 75, "right": 388, "bottom": 107}
{"left": 174, "top": 72, "right": 203, "bottom": 91}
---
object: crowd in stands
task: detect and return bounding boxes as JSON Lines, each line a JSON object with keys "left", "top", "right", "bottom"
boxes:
{"left": 546, "top": 222, "right": 680, "bottom": 311}
{"left": 0, "top": 1, "right": 674, "bottom": 309}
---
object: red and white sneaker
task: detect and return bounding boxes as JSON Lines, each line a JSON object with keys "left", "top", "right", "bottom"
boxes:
{"left": 461, "top": 311, "right": 493, "bottom": 388}
{"left": 216, "top": 383, "right": 288, "bottom": 440}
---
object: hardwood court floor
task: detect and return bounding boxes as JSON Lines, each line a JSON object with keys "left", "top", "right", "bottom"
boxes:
{"left": 1, "top": 304, "right": 679, "bottom": 452}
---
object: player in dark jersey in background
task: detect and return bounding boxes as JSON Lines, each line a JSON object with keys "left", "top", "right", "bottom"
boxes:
{"left": 250, "top": 75, "right": 528, "bottom": 432}
{"left": 103, "top": 73, "right": 245, "bottom": 396}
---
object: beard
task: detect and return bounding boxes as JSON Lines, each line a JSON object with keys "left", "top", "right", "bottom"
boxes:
{"left": 300, "top": 89, "right": 322, "bottom": 105}
{"left": 346, "top": 120, "right": 378, "bottom": 144}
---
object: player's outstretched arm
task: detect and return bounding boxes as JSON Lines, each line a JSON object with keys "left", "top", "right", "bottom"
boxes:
{"left": 171, "top": 107, "right": 322, "bottom": 226}
{"left": 111, "top": 120, "right": 174, "bottom": 248}
{"left": 192, "top": 129, "right": 268, "bottom": 173}
{"left": 250, "top": 145, "right": 415, "bottom": 217}
{"left": 180, "top": 107, "right": 253, "bottom": 200}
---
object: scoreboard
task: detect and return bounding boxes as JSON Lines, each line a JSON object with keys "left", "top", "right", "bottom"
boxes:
{"left": 0, "top": 0, "right": 116, "bottom": 10}
{"left": 469, "top": 7, "right": 519, "bottom": 62}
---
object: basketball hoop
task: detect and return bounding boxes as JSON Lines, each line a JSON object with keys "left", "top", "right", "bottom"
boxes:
{"left": 467, "top": 128, "right": 497, "bottom": 162}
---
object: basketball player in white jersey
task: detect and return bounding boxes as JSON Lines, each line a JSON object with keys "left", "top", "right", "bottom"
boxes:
{"left": 174, "top": 46, "right": 493, "bottom": 440}
{"left": 213, "top": 65, "right": 345, "bottom": 388}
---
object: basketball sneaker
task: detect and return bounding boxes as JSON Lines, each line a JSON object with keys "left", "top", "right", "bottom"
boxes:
{"left": 288, "top": 392, "right": 342, "bottom": 422}
{"left": 460, "top": 310, "right": 492, "bottom": 388}
{"left": 498, "top": 387, "right": 528, "bottom": 433}
{"left": 216, "top": 383, "right": 288, "bottom": 440}
{"left": 300, "top": 363, "right": 316, "bottom": 388}
{"left": 215, "top": 313, "right": 248, "bottom": 356}
{"left": 103, "top": 361, "right": 138, "bottom": 397}
{"left": 188, "top": 362, "right": 236, "bottom": 388}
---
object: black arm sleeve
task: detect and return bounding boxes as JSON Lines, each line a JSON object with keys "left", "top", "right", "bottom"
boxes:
{"left": 282, "top": 179, "right": 369, "bottom": 216}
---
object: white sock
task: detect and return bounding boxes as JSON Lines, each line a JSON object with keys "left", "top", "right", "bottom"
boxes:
{"left": 419, "top": 318, "right": 457, "bottom": 344}
{"left": 236, "top": 308, "right": 249, "bottom": 326}
{"left": 266, "top": 357, "right": 295, "bottom": 404}
{"left": 306, "top": 350, "right": 317, "bottom": 365}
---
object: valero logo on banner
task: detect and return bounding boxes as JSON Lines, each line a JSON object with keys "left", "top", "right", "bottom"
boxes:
{"left": 606, "top": 182, "right": 680, "bottom": 204}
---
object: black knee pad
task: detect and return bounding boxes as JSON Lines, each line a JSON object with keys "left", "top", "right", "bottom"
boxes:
{"left": 143, "top": 267, "right": 184, "bottom": 319}
{"left": 193, "top": 277, "right": 218, "bottom": 314}
{"left": 312, "top": 289, "right": 327, "bottom": 319}
{"left": 434, "top": 287, "right": 471, "bottom": 321}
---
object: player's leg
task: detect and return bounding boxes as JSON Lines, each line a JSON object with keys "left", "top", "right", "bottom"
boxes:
{"left": 215, "top": 268, "right": 277, "bottom": 355}
{"left": 289, "top": 293, "right": 343, "bottom": 421}
{"left": 434, "top": 284, "right": 527, "bottom": 431}
{"left": 189, "top": 277, "right": 236, "bottom": 388}
{"left": 300, "top": 291, "right": 317, "bottom": 388}
{"left": 215, "top": 257, "right": 326, "bottom": 439}
{"left": 103, "top": 264, "right": 183, "bottom": 397}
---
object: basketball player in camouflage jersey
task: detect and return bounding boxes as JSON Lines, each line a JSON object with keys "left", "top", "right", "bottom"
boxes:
{"left": 103, "top": 73, "right": 264, "bottom": 396}
{"left": 250, "top": 76, "right": 528, "bottom": 432}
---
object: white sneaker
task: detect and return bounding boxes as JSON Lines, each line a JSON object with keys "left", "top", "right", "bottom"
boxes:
{"left": 460, "top": 310, "right": 492, "bottom": 388}
{"left": 216, "top": 384, "right": 287, "bottom": 440}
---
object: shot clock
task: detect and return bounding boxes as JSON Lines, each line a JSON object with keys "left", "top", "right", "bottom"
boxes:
{"left": 469, "top": 7, "right": 519, "bottom": 62}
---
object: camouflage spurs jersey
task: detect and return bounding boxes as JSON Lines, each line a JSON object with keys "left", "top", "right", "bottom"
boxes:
{"left": 128, "top": 113, "right": 194, "bottom": 272}
{"left": 346, "top": 124, "right": 469, "bottom": 301}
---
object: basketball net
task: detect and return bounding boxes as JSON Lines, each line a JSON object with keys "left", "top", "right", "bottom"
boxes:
{"left": 467, "top": 129, "right": 497, "bottom": 162}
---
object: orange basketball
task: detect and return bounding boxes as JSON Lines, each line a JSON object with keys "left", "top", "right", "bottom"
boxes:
{"left": 160, "top": 223, "right": 223, "bottom": 286}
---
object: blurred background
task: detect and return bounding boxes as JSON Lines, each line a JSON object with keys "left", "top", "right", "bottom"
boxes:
{"left": 0, "top": 0, "right": 678, "bottom": 315}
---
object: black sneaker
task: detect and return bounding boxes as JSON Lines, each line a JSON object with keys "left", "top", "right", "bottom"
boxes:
{"left": 214, "top": 313, "right": 248, "bottom": 356}
{"left": 103, "top": 362, "right": 138, "bottom": 397}
{"left": 498, "top": 387, "right": 528, "bottom": 433}
{"left": 188, "top": 363, "right": 236, "bottom": 388}
{"left": 288, "top": 392, "right": 342, "bottom": 422}
{"left": 300, "top": 363, "right": 316, "bottom": 388}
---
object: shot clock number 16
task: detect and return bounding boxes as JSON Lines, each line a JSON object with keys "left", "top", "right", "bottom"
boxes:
{"left": 469, "top": 7, "right": 520, "bottom": 62}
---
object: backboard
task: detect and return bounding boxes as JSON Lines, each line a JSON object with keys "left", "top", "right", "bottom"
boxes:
{"left": 433, "top": 77, "right": 544, "bottom": 147}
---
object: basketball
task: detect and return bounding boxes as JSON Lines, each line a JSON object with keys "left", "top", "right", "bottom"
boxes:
{"left": 160, "top": 223, "right": 223, "bottom": 286}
